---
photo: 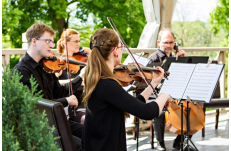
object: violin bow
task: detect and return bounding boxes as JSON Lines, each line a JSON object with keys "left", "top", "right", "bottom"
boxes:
{"left": 64, "top": 28, "right": 76, "bottom": 116}
{"left": 107, "top": 17, "right": 169, "bottom": 113}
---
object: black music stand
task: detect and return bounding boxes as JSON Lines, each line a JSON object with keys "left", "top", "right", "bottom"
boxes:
{"left": 178, "top": 97, "right": 199, "bottom": 151}
{"left": 163, "top": 56, "right": 209, "bottom": 71}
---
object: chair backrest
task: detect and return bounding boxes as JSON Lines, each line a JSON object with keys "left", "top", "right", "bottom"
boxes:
{"left": 36, "top": 99, "right": 77, "bottom": 151}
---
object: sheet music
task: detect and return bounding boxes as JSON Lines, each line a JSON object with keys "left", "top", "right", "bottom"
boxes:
{"left": 182, "top": 64, "right": 224, "bottom": 103}
{"left": 159, "top": 63, "right": 196, "bottom": 99}
{"left": 122, "top": 53, "right": 150, "bottom": 66}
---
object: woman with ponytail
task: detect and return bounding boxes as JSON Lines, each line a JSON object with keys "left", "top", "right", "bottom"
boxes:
{"left": 81, "top": 28, "right": 170, "bottom": 151}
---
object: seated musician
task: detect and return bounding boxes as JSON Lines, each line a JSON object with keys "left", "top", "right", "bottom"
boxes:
{"left": 148, "top": 28, "right": 188, "bottom": 150}
{"left": 81, "top": 28, "right": 170, "bottom": 151}
{"left": 56, "top": 29, "right": 91, "bottom": 124}
{"left": 12, "top": 23, "right": 84, "bottom": 150}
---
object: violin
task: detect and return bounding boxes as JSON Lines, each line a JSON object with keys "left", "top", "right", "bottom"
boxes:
{"left": 73, "top": 47, "right": 91, "bottom": 63}
{"left": 42, "top": 52, "right": 86, "bottom": 74}
{"left": 165, "top": 100, "right": 205, "bottom": 135}
{"left": 114, "top": 63, "right": 170, "bottom": 87}
{"left": 107, "top": 17, "right": 170, "bottom": 113}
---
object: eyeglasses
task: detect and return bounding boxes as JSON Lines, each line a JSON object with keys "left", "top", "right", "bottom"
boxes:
{"left": 110, "top": 45, "right": 125, "bottom": 53}
{"left": 69, "top": 40, "right": 80, "bottom": 44}
{"left": 36, "top": 38, "right": 55, "bottom": 47}
{"left": 162, "top": 41, "right": 175, "bottom": 45}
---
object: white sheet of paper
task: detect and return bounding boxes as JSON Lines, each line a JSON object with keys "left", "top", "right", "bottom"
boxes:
{"left": 122, "top": 53, "right": 150, "bottom": 66}
{"left": 159, "top": 63, "right": 196, "bottom": 99}
{"left": 182, "top": 63, "right": 224, "bottom": 103}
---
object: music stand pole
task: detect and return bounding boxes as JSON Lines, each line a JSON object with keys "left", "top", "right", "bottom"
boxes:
{"left": 136, "top": 117, "right": 139, "bottom": 151}
{"left": 180, "top": 102, "right": 184, "bottom": 151}
{"left": 183, "top": 98, "right": 199, "bottom": 151}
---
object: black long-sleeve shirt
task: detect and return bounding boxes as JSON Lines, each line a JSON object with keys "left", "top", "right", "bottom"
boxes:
{"left": 148, "top": 49, "right": 173, "bottom": 64}
{"left": 81, "top": 79, "right": 159, "bottom": 151}
{"left": 12, "top": 52, "right": 83, "bottom": 107}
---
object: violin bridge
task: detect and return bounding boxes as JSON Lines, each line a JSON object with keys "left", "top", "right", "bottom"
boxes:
{"left": 127, "top": 64, "right": 133, "bottom": 72}
{"left": 186, "top": 96, "right": 192, "bottom": 102}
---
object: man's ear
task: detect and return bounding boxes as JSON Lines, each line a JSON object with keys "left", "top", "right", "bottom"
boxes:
{"left": 157, "top": 40, "right": 161, "bottom": 45}
{"left": 31, "top": 38, "right": 37, "bottom": 46}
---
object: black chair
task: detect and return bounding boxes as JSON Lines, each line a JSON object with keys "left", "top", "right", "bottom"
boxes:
{"left": 36, "top": 99, "right": 77, "bottom": 151}
{"left": 202, "top": 97, "right": 229, "bottom": 137}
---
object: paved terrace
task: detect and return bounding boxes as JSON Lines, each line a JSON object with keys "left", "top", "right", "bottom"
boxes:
{"left": 126, "top": 109, "right": 229, "bottom": 151}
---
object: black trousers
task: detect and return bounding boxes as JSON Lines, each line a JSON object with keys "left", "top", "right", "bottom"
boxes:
{"left": 69, "top": 120, "right": 83, "bottom": 151}
{"left": 152, "top": 112, "right": 165, "bottom": 142}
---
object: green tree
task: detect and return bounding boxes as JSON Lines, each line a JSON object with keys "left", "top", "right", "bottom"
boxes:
{"left": 209, "top": 0, "right": 229, "bottom": 46}
{"left": 209, "top": 0, "right": 229, "bottom": 97}
{"left": 172, "top": 21, "right": 226, "bottom": 58}
{"left": 3, "top": 0, "right": 145, "bottom": 48}
{"left": 2, "top": 0, "right": 23, "bottom": 48}
{"left": 2, "top": 65, "right": 60, "bottom": 151}
{"left": 3, "top": 0, "right": 49, "bottom": 48}
{"left": 70, "top": 23, "right": 95, "bottom": 47}
{"left": 76, "top": 0, "right": 145, "bottom": 47}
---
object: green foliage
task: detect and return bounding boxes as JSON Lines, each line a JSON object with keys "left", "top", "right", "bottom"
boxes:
{"left": 2, "top": 65, "right": 60, "bottom": 151}
{"left": 70, "top": 23, "right": 95, "bottom": 47}
{"left": 76, "top": 0, "right": 145, "bottom": 48}
{"left": 122, "top": 53, "right": 129, "bottom": 63}
{"left": 209, "top": 0, "right": 229, "bottom": 43}
{"left": 2, "top": 35, "right": 12, "bottom": 48}
{"left": 2, "top": 126, "right": 20, "bottom": 151}
{"left": 10, "top": 55, "right": 21, "bottom": 71}
{"left": 208, "top": 0, "right": 229, "bottom": 97}
{"left": 3, "top": 0, "right": 49, "bottom": 48}
{"left": 172, "top": 21, "right": 226, "bottom": 47}
{"left": 172, "top": 21, "right": 226, "bottom": 58}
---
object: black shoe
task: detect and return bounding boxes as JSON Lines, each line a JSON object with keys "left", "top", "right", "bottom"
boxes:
{"left": 173, "top": 139, "right": 181, "bottom": 150}
{"left": 157, "top": 141, "right": 166, "bottom": 151}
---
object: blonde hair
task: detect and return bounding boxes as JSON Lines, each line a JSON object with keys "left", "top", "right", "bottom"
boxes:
{"left": 83, "top": 28, "right": 120, "bottom": 107}
{"left": 26, "top": 23, "right": 55, "bottom": 46}
{"left": 57, "top": 29, "right": 79, "bottom": 54}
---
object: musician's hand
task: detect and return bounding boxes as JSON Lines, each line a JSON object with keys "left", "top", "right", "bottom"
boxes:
{"left": 151, "top": 66, "right": 164, "bottom": 85}
{"left": 79, "top": 66, "right": 86, "bottom": 79}
{"left": 66, "top": 95, "right": 78, "bottom": 109}
{"left": 177, "top": 49, "right": 186, "bottom": 57}
{"left": 55, "top": 70, "right": 63, "bottom": 78}
{"left": 165, "top": 96, "right": 171, "bottom": 108}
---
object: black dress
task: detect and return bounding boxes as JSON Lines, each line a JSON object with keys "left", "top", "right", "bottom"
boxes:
{"left": 81, "top": 79, "right": 159, "bottom": 151}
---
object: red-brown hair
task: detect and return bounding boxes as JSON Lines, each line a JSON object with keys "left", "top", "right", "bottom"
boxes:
{"left": 57, "top": 29, "right": 79, "bottom": 54}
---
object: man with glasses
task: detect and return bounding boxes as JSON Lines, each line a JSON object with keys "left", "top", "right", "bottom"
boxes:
{"left": 148, "top": 28, "right": 186, "bottom": 151}
{"left": 12, "top": 23, "right": 84, "bottom": 150}
{"left": 149, "top": 28, "right": 186, "bottom": 63}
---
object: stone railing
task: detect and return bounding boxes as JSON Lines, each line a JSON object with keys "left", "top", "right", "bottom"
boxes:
{"left": 2, "top": 47, "right": 229, "bottom": 97}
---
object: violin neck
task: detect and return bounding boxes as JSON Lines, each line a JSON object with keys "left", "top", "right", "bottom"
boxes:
{"left": 68, "top": 58, "right": 86, "bottom": 66}
{"left": 74, "top": 52, "right": 88, "bottom": 56}
{"left": 114, "top": 66, "right": 159, "bottom": 72}
{"left": 133, "top": 66, "right": 159, "bottom": 72}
